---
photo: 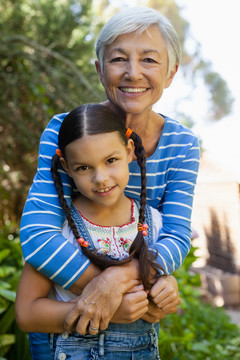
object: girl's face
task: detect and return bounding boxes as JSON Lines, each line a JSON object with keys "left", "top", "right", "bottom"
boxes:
{"left": 60, "top": 132, "right": 134, "bottom": 209}
{"left": 95, "top": 25, "right": 178, "bottom": 116}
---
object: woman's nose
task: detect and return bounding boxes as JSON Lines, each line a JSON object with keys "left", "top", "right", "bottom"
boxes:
{"left": 124, "top": 59, "right": 143, "bottom": 81}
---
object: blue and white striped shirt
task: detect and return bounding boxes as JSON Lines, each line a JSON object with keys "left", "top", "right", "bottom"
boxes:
{"left": 20, "top": 113, "right": 200, "bottom": 288}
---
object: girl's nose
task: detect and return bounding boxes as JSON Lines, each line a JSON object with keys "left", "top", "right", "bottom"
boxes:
{"left": 93, "top": 168, "right": 108, "bottom": 184}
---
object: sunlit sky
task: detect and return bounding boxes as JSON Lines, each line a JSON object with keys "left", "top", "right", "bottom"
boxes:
{"left": 108, "top": 0, "right": 240, "bottom": 180}
{"left": 173, "top": 0, "right": 240, "bottom": 180}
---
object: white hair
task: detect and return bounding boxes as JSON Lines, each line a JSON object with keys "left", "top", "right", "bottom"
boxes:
{"left": 95, "top": 7, "right": 181, "bottom": 77}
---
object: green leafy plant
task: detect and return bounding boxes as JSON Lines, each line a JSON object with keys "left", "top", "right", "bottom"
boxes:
{"left": 0, "top": 222, "right": 31, "bottom": 360}
{"left": 158, "top": 244, "right": 240, "bottom": 359}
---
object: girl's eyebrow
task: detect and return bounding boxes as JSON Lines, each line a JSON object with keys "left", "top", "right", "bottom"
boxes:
{"left": 70, "top": 160, "right": 88, "bottom": 166}
{"left": 104, "top": 150, "right": 122, "bottom": 160}
{"left": 69, "top": 150, "right": 122, "bottom": 166}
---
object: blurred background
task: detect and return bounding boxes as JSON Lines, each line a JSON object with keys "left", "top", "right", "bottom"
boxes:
{"left": 0, "top": 0, "right": 239, "bottom": 359}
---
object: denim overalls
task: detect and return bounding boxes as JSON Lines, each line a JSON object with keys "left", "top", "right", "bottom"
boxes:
{"left": 50, "top": 321, "right": 160, "bottom": 359}
{"left": 50, "top": 202, "right": 161, "bottom": 359}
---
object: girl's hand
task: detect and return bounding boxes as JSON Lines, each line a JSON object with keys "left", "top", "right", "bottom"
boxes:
{"left": 111, "top": 285, "right": 148, "bottom": 323}
{"left": 141, "top": 299, "right": 166, "bottom": 323}
{"left": 148, "top": 275, "right": 181, "bottom": 314}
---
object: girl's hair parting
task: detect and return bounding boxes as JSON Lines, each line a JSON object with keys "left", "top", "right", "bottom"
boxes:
{"left": 51, "top": 103, "right": 163, "bottom": 289}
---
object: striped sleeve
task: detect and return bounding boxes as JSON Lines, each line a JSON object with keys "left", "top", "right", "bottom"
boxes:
{"left": 125, "top": 117, "right": 200, "bottom": 275}
{"left": 20, "top": 113, "right": 90, "bottom": 289}
{"left": 150, "top": 134, "right": 200, "bottom": 274}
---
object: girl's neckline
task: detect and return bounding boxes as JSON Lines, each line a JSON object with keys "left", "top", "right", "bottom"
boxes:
{"left": 74, "top": 198, "right": 136, "bottom": 229}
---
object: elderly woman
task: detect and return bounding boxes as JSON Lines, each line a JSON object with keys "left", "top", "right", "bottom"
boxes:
{"left": 19, "top": 6, "right": 199, "bottom": 359}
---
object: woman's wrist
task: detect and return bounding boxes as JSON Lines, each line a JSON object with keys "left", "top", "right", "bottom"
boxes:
{"left": 102, "top": 259, "right": 140, "bottom": 293}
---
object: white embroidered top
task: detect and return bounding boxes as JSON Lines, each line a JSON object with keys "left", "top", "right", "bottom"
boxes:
{"left": 50, "top": 200, "right": 162, "bottom": 302}
{"left": 79, "top": 199, "right": 138, "bottom": 260}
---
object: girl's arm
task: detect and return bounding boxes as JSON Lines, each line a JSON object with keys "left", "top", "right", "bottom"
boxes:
{"left": 15, "top": 263, "right": 74, "bottom": 333}
{"left": 15, "top": 263, "right": 147, "bottom": 334}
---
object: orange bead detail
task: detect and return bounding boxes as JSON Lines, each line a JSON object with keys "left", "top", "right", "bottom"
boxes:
{"left": 56, "top": 149, "right": 63, "bottom": 157}
{"left": 137, "top": 223, "right": 148, "bottom": 236}
{"left": 125, "top": 128, "right": 133, "bottom": 139}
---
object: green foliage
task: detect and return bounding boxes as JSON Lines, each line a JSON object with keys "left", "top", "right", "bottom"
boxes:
{"left": 0, "top": 229, "right": 240, "bottom": 359}
{"left": 0, "top": 0, "right": 105, "bottom": 226}
{"left": 158, "top": 245, "right": 240, "bottom": 359}
{"left": 194, "top": 60, "right": 234, "bottom": 121}
{"left": 0, "top": 223, "right": 31, "bottom": 359}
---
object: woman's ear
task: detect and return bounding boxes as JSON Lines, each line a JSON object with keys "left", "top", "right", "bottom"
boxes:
{"left": 95, "top": 60, "right": 105, "bottom": 87}
{"left": 60, "top": 157, "right": 72, "bottom": 178}
{"left": 126, "top": 139, "right": 135, "bottom": 163}
{"left": 165, "top": 63, "right": 179, "bottom": 89}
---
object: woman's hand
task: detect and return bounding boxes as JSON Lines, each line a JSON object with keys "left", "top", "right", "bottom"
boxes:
{"left": 149, "top": 275, "right": 181, "bottom": 314}
{"left": 64, "top": 259, "right": 140, "bottom": 335}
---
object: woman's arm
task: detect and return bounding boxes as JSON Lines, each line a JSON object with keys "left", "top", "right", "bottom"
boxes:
{"left": 150, "top": 135, "right": 200, "bottom": 274}
{"left": 20, "top": 113, "right": 91, "bottom": 290}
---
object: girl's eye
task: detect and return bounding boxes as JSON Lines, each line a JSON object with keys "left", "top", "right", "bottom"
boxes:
{"left": 77, "top": 165, "right": 89, "bottom": 171}
{"left": 107, "top": 157, "right": 117, "bottom": 164}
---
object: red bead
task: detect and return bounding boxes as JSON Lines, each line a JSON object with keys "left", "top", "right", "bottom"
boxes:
{"left": 77, "top": 237, "right": 85, "bottom": 245}
{"left": 142, "top": 223, "right": 148, "bottom": 229}
{"left": 142, "top": 230, "right": 148, "bottom": 236}
{"left": 83, "top": 241, "right": 89, "bottom": 247}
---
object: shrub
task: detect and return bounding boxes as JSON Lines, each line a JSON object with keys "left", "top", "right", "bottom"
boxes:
{"left": 0, "top": 222, "right": 31, "bottom": 360}
{"left": 158, "top": 245, "right": 240, "bottom": 359}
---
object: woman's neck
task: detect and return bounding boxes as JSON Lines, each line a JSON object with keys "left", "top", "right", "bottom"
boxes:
{"left": 101, "top": 100, "right": 165, "bottom": 158}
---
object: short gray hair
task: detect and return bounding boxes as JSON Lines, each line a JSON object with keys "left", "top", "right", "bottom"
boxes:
{"left": 95, "top": 6, "right": 181, "bottom": 77}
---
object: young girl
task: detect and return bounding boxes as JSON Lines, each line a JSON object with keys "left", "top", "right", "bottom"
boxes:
{"left": 16, "top": 104, "right": 166, "bottom": 359}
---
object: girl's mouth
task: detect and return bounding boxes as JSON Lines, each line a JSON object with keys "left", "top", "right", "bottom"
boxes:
{"left": 96, "top": 186, "right": 115, "bottom": 194}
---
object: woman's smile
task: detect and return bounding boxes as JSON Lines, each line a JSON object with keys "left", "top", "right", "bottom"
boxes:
{"left": 119, "top": 87, "right": 149, "bottom": 94}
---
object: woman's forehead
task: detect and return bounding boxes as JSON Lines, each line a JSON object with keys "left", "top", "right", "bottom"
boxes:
{"left": 104, "top": 26, "right": 166, "bottom": 55}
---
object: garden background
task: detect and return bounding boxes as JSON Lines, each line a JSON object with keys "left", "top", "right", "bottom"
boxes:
{"left": 1, "top": 0, "right": 239, "bottom": 359}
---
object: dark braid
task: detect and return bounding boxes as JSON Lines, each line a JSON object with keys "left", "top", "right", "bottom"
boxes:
{"left": 130, "top": 131, "right": 147, "bottom": 224}
{"left": 51, "top": 154, "right": 80, "bottom": 240}
{"left": 128, "top": 131, "right": 165, "bottom": 289}
{"left": 52, "top": 103, "right": 164, "bottom": 290}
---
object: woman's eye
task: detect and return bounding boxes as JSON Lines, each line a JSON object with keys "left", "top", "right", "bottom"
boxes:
{"left": 144, "top": 58, "right": 157, "bottom": 63}
{"left": 111, "top": 57, "right": 125, "bottom": 62}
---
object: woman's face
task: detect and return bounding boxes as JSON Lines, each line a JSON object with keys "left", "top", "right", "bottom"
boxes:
{"left": 96, "top": 25, "right": 178, "bottom": 116}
